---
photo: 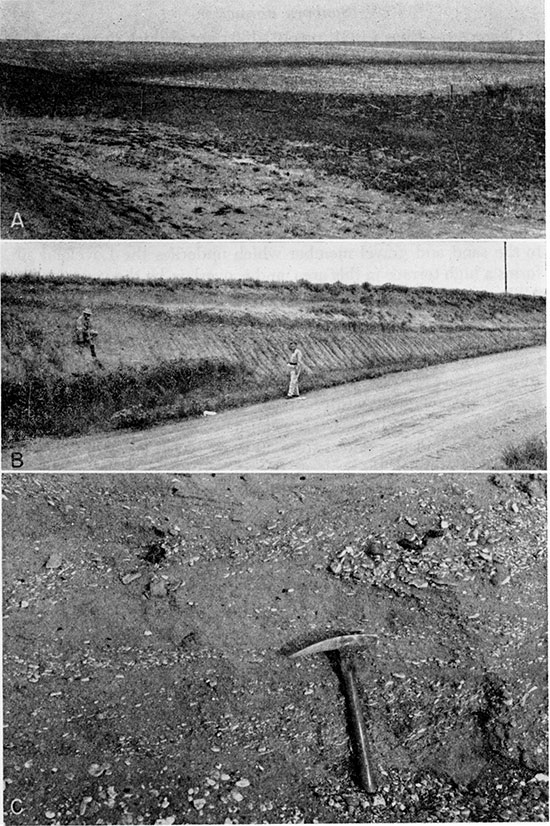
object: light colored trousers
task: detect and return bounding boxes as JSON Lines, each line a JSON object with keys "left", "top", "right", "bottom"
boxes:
{"left": 288, "top": 367, "right": 300, "bottom": 397}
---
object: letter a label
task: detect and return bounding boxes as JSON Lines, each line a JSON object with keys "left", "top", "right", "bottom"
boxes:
{"left": 11, "top": 212, "right": 24, "bottom": 228}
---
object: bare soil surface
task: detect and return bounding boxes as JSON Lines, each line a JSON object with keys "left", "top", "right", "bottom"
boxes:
{"left": 8, "top": 347, "right": 545, "bottom": 472}
{"left": 3, "top": 472, "right": 547, "bottom": 824}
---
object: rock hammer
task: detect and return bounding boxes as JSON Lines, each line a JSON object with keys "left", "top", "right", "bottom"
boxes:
{"left": 289, "top": 632, "right": 378, "bottom": 793}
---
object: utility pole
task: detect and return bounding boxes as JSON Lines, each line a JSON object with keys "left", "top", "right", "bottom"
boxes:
{"left": 503, "top": 240, "right": 508, "bottom": 294}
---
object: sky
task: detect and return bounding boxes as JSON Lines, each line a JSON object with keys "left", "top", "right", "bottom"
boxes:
{"left": 1, "top": 240, "right": 545, "bottom": 296}
{"left": 0, "top": 0, "right": 544, "bottom": 42}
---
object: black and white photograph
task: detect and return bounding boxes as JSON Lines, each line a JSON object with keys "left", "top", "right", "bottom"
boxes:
{"left": 2, "top": 472, "right": 548, "bottom": 824}
{"left": 0, "top": 2, "right": 547, "bottom": 825}
{"left": 1, "top": 239, "right": 545, "bottom": 472}
{"left": 0, "top": 0, "right": 545, "bottom": 240}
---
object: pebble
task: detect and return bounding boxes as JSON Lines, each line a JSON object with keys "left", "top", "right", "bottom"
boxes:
{"left": 372, "top": 794, "right": 386, "bottom": 807}
{"left": 45, "top": 552, "right": 63, "bottom": 569}
{"left": 149, "top": 579, "right": 168, "bottom": 598}
{"left": 231, "top": 790, "right": 244, "bottom": 802}
{"left": 235, "top": 778, "right": 250, "bottom": 787}
{"left": 121, "top": 572, "right": 142, "bottom": 585}
{"left": 80, "top": 797, "right": 93, "bottom": 815}
{"left": 193, "top": 799, "right": 206, "bottom": 810}
{"left": 88, "top": 762, "right": 109, "bottom": 777}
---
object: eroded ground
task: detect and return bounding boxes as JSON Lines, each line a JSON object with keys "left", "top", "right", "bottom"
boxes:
{"left": 2, "top": 115, "right": 540, "bottom": 241}
{"left": 0, "top": 70, "right": 544, "bottom": 239}
{"left": 3, "top": 473, "right": 548, "bottom": 823}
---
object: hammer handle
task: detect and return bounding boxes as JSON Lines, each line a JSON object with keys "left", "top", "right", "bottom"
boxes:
{"left": 339, "top": 658, "right": 377, "bottom": 793}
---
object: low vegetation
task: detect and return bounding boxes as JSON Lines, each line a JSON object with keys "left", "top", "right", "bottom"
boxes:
{"left": 2, "top": 66, "right": 542, "bottom": 207}
{"left": 502, "top": 435, "right": 547, "bottom": 470}
{"left": 2, "top": 357, "right": 253, "bottom": 443}
{"left": 1, "top": 274, "right": 545, "bottom": 445}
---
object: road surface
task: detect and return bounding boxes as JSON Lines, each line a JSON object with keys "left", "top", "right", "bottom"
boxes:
{"left": 7, "top": 347, "right": 546, "bottom": 472}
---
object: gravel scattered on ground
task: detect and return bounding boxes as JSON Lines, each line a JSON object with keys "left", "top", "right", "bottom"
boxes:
{"left": 2, "top": 473, "right": 547, "bottom": 823}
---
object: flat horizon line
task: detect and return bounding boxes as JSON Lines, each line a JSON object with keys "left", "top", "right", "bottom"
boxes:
{"left": 0, "top": 37, "right": 544, "bottom": 44}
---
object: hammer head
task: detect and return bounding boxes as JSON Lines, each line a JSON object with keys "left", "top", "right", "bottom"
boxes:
{"left": 289, "top": 632, "right": 377, "bottom": 659}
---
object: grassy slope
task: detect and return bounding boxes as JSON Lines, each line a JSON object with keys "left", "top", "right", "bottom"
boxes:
{"left": 1, "top": 275, "right": 545, "bottom": 444}
{"left": 0, "top": 60, "right": 544, "bottom": 216}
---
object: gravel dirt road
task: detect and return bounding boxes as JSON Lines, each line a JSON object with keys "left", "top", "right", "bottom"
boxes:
{"left": 9, "top": 347, "right": 545, "bottom": 472}
{"left": 2, "top": 472, "right": 547, "bottom": 824}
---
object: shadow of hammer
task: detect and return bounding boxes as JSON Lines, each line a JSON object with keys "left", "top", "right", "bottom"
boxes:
{"left": 289, "top": 632, "right": 378, "bottom": 793}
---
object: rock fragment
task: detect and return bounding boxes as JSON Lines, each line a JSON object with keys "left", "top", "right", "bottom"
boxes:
{"left": 121, "top": 572, "right": 141, "bottom": 585}
{"left": 45, "top": 552, "right": 63, "bottom": 569}
{"left": 148, "top": 579, "right": 168, "bottom": 598}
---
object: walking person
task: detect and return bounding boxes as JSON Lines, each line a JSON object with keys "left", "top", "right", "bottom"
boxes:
{"left": 287, "top": 340, "right": 303, "bottom": 398}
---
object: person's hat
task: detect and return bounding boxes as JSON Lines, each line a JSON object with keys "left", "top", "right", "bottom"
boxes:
{"left": 83, "top": 307, "right": 92, "bottom": 315}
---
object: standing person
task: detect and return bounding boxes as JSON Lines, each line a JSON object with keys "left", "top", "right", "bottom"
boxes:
{"left": 75, "top": 307, "right": 99, "bottom": 359}
{"left": 287, "top": 340, "right": 303, "bottom": 398}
